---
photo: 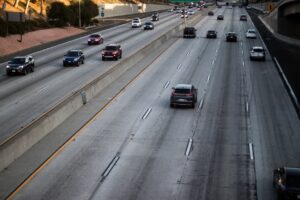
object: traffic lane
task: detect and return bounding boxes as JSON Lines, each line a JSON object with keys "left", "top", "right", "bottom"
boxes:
{"left": 12, "top": 15, "right": 219, "bottom": 200}
{"left": 0, "top": 13, "right": 184, "bottom": 141}
{"left": 245, "top": 35, "right": 300, "bottom": 200}
{"left": 177, "top": 13, "right": 255, "bottom": 199}
{"left": 0, "top": 12, "right": 177, "bottom": 77}
{"left": 238, "top": 10, "right": 300, "bottom": 200}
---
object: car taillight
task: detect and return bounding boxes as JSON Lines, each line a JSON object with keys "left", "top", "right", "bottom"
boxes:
{"left": 186, "top": 93, "right": 193, "bottom": 96}
{"left": 112, "top": 51, "right": 117, "bottom": 55}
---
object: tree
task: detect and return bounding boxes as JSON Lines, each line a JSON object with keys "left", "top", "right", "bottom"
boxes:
{"left": 70, "top": 0, "right": 98, "bottom": 26}
{"left": 47, "top": 2, "right": 74, "bottom": 26}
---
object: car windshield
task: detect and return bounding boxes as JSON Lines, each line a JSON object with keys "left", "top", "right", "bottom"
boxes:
{"left": 208, "top": 31, "right": 215, "bottom": 33}
{"left": 175, "top": 88, "right": 191, "bottom": 94}
{"left": 145, "top": 22, "right": 152, "bottom": 25}
{"left": 105, "top": 46, "right": 118, "bottom": 50}
{"left": 11, "top": 58, "right": 25, "bottom": 64}
{"left": 66, "top": 51, "right": 79, "bottom": 56}
{"left": 248, "top": 30, "right": 256, "bottom": 33}
{"left": 286, "top": 174, "right": 300, "bottom": 188}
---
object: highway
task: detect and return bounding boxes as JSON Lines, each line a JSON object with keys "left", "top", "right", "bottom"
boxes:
{"left": 2, "top": 5, "right": 300, "bottom": 200}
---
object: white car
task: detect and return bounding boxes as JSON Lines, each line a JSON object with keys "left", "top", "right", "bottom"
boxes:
{"left": 187, "top": 10, "right": 195, "bottom": 15}
{"left": 250, "top": 46, "right": 266, "bottom": 61}
{"left": 131, "top": 18, "right": 142, "bottom": 28}
{"left": 246, "top": 29, "right": 257, "bottom": 39}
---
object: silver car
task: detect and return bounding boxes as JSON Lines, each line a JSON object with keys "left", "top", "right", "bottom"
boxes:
{"left": 250, "top": 46, "right": 266, "bottom": 61}
{"left": 246, "top": 29, "right": 257, "bottom": 39}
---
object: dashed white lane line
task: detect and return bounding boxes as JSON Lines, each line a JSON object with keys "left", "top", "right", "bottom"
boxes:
{"left": 249, "top": 143, "right": 254, "bottom": 160}
{"left": 142, "top": 108, "right": 152, "bottom": 120}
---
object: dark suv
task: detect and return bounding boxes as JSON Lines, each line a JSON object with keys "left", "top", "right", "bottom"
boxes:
{"left": 63, "top": 50, "right": 85, "bottom": 66}
{"left": 240, "top": 14, "right": 247, "bottom": 21}
{"left": 226, "top": 32, "right": 237, "bottom": 42}
{"left": 6, "top": 56, "right": 35, "bottom": 75}
{"left": 273, "top": 167, "right": 300, "bottom": 200}
{"left": 152, "top": 13, "right": 159, "bottom": 21}
{"left": 170, "top": 84, "right": 197, "bottom": 108}
{"left": 102, "top": 44, "right": 122, "bottom": 61}
{"left": 207, "top": 30, "right": 217, "bottom": 38}
{"left": 183, "top": 27, "right": 197, "bottom": 38}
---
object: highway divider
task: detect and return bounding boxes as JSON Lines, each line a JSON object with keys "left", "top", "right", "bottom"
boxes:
{"left": 0, "top": 10, "right": 206, "bottom": 172}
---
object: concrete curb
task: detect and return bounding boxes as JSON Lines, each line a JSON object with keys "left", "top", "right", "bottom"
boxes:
{"left": 0, "top": 11, "right": 204, "bottom": 172}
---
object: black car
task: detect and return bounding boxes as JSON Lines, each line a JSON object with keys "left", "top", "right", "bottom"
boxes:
{"left": 206, "top": 30, "right": 217, "bottom": 38}
{"left": 63, "top": 50, "right": 85, "bottom": 66}
{"left": 226, "top": 32, "right": 237, "bottom": 42}
{"left": 240, "top": 14, "right": 247, "bottom": 21}
{"left": 208, "top": 11, "right": 214, "bottom": 16}
{"left": 6, "top": 56, "right": 35, "bottom": 75}
{"left": 217, "top": 14, "right": 224, "bottom": 20}
{"left": 102, "top": 44, "right": 122, "bottom": 61}
{"left": 273, "top": 167, "right": 300, "bottom": 200}
{"left": 88, "top": 34, "right": 103, "bottom": 45}
{"left": 183, "top": 27, "right": 197, "bottom": 38}
{"left": 144, "top": 22, "right": 154, "bottom": 30}
{"left": 170, "top": 84, "right": 198, "bottom": 108}
{"left": 152, "top": 13, "right": 159, "bottom": 21}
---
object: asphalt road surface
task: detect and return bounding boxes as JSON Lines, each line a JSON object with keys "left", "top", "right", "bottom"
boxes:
{"left": 4, "top": 6, "right": 300, "bottom": 200}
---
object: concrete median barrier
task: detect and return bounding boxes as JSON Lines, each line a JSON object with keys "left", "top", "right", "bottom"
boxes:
{"left": 0, "top": 11, "right": 205, "bottom": 172}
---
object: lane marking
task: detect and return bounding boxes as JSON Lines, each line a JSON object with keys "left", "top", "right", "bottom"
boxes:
{"left": 186, "top": 51, "right": 190, "bottom": 56}
{"left": 177, "top": 64, "right": 182, "bottom": 70}
{"left": 164, "top": 81, "right": 170, "bottom": 89}
{"left": 249, "top": 143, "right": 254, "bottom": 160}
{"left": 212, "top": 60, "right": 215, "bottom": 65}
{"left": 198, "top": 98, "right": 204, "bottom": 111}
{"left": 243, "top": 61, "right": 245, "bottom": 67}
{"left": 206, "top": 74, "right": 211, "bottom": 84}
{"left": 246, "top": 101, "right": 249, "bottom": 114}
{"left": 142, "top": 108, "right": 152, "bottom": 120}
{"left": 102, "top": 155, "right": 120, "bottom": 177}
{"left": 185, "top": 138, "right": 193, "bottom": 156}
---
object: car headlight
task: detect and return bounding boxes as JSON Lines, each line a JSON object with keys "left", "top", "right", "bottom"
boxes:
{"left": 18, "top": 65, "right": 24, "bottom": 69}
{"left": 6, "top": 65, "right": 10, "bottom": 69}
{"left": 74, "top": 58, "right": 79, "bottom": 61}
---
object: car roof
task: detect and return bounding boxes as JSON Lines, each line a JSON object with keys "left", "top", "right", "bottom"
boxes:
{"left": 228, "top": 32, "right": 236, "bottom": 34}
{"left": 106, "top": 44, "right": 120, "bottom": 47}
{"left": 13, "top": 56, "right": 27, "bottom": 59}
{"left": 247, "top": 29, "right": 256, "bottom": 31}
{"left": 284, "top": 167, "right": 300, "bottom": 176}
{"left": 252, "top": 46, "right": 264, "bottom": 49}
{"left": 133, "top": 18, "right": 140, "bottom": 20}
{"left": 208, "top": 30, "right": 216, "bottom": 32}
{"left": 175, "top": 84, "right": 193, "bottom": 89}
{"left": 69, "top": 50, "right": 82, "bottom": 52}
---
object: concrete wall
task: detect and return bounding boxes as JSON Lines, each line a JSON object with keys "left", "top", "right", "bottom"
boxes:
{"left": 97, "top": 3, "right": 172, "bottom": 18}
{"left": 0, "top": 11, "right": 204, "bottom": 172}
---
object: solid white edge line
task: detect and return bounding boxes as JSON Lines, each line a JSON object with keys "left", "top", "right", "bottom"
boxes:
{"left": 142, "top": 108, "right": 152, "bottom": 119}
{"left": 249, "top": 143, "right": 254, "bottom": 160}
{"left": 102, "top": 156, "right": 120, "bottom": 177}
{"left": 198, "top": 98, "right": 204, "bottom": 110}
{"left": 273, "top": 57, "right": 300, "bottom": 111}
{"left": 185, "top": 138, "right": 193, "bottom": 156}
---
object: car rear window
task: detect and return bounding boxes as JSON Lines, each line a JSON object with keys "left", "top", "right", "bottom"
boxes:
{"left": 175, "top": 88, "right": 191, "bottom": 94}
{"left": 253, "top": 48, "right": 264, "bottom": 52}
{"left": 90, "top": 34, "right": 100, "bottom": 38}
{"left": 67, "top": 52, "right": 79, "bottom": 56}
{"left": 105, "top": 46, "right": 118, "bottom": 50}
{"left": 11, "top": 58, "right": 25, "bottom": 64}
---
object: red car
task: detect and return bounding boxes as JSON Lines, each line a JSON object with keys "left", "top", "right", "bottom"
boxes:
{"left": 102, "top": 44, "right": 122, "bottom": 61}
{"left": 88, "top": 34, "right": 103, "bottom": 45}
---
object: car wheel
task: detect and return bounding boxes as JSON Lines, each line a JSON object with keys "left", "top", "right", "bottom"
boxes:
{"left": 191, "top": 102, "right": 195, "bottom": 108}
{"left": 170, "top": 103, "right": 174, "bottom": 108}
{"left": 23, "top": 69, "right": 27, "bottom": 75}
{"left": 6, "top": 71, "right": 11, "bottom": 76}
{"left": 82, "top": 59, "right": 84, "bottom": 64}
{"left": 102, "top": 57, "right": 105, "bottom": 61}
{"left": 31, "top": 67, "right": 34, "bottom": 72}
